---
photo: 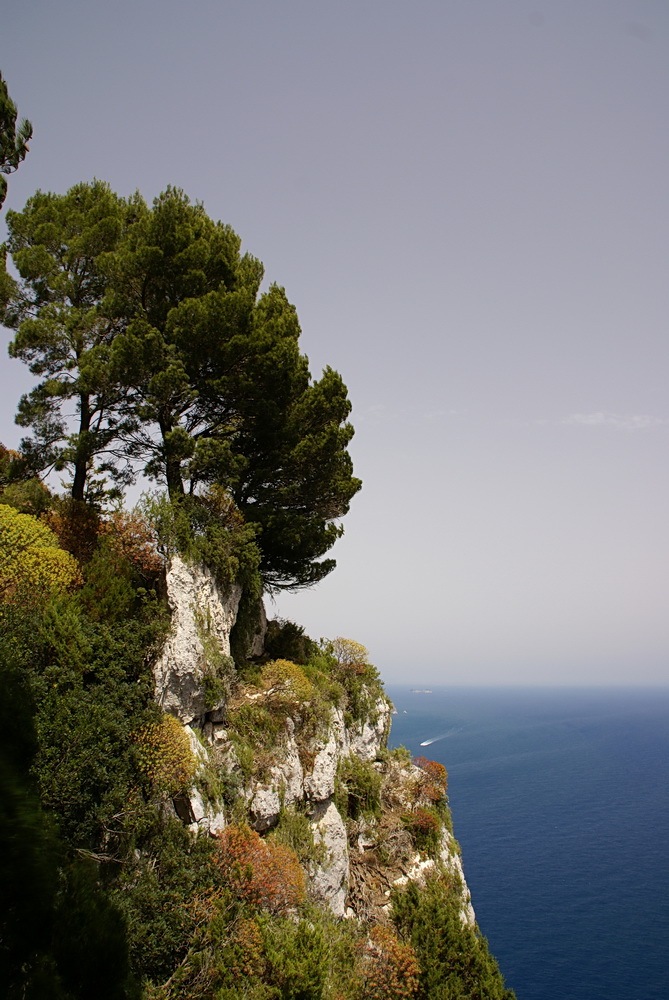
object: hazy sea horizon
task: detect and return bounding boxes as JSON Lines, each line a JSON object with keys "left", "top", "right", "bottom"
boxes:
{"left": 386, "top": 684, "right": 669, "bottom": 1000}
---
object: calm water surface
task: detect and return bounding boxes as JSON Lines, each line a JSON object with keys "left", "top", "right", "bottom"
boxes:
{"left": 387, "top": 686, "right": 669, "bottom": 1000}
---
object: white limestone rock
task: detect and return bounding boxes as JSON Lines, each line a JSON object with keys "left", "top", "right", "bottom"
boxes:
{"left": 153, "top": 555, "right": 241, "bottom": 724}
{"left": 346, "top": 697, "right": 392, "bottom": 762}
{"left": 309, "top": 799, "right": 349, "bottom": 916}
{"left": 390, "top": 831, "right": 475, "bottom": 928}
{"left": 249, "top": 732, "right": 304, "bottom": 831}
{"left": 302, "top": 710, "right": 341, "bottom": 801}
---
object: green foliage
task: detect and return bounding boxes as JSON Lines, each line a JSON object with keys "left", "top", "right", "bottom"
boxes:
{"left": 387, "top": 744, "right": 412, "bottom": 765}
{"left": 261, "top": 658, "right": 315, "bottom": 706}
{"left": 401, "top": 806, "right": 443, "bottom": 858}
{"left": 320, "top": 637, "right": 388, "bottom": 728}
{"left": 5, "top": 181, "right": 360, "bottom": 588}
{"left": 336, "top": 755, "right": 382, "bottom": 821}
{"left": 263, "top": 617, "right": 318, "bottom": 664}
{"left": 0, "top": 443, "right": 52, "bottom": 514}
{"left": 136, "top": 714, "right": 197, "bottom": 797}
{"left": 261, "top": 913, "right": 329, "bottom": 1000}
{"left": 4, "top": 181, "right": 138, "bottom": 501}
{"left": 142, "top": 488, "right": 261, "bottom": 594}
{"left": 391, "top": 876, "right": 517, "bottom": 1000}
{"left": 268, "top": 805, "right": 326, "bottom": 868}
{"left": 0, "top": 70, "right": 32, "bottom": 209}
{"left": 0, "top": 503, "right": 81, "bottom": 603}
{"left": 78, "top": 536, "right": 137, "bottom": 622}
{"left": 0, "top": 534, "right": 167, "bottom": 850}
{"left": 0, "top": 658, "right": 139, "bottom": 999}
{"left": 111, "top": 817, "right": 219, "bottom": 986}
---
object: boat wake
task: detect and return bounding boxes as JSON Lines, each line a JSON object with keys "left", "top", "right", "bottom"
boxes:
{"left": 419, "top": 727, "right": 462, "bottom": 747}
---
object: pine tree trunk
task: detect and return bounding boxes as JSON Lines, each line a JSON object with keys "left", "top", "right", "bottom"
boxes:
{"left": 71, "top": 393, "right": 91, "bottom": 502}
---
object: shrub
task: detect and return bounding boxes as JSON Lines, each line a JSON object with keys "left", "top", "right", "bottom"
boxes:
{"left": 261, "top": 659, "right": 314, "bottom": 706}
{"left": 99, "top": 507, "right": 164, "bottom": 578}
{"left": 141, "top": 488, "right": 261, "bottom": 592}
{"left": 391, "top": 876, "right": 517, "bottom": 1000}
{"left": 331, "top": 637, "right": 370, "bottom": 672}
{"left": 336, "top": 756, "right": 382, "bottom": 821}
{"left": 401, "top": 806, "right": 443, "bottom": 857}
{"left": 321, "top": 637, "right": 387, "bottom": 727}
{"left": 214, "top": 824, "right": 306, "bottom": 914}
{"left": 0, "top": 503, "right": 81, "bottom": 603}
{"left": 263, "top": 618, "right": 317, "bottom": 665}
{"left": 261, "top": 912, "right": 330, "bottom": 1000}
{"left": 268, "top": 806, "right": 326, "bottom": 868}
{"left": 136, "top": 714, "right": 197, "bottom": 798}
{"left": 42, "top": 497, "right": 101, "bottom": 565}
{"left": 78, "top": 536, "right": 137, "bottom": 622}
{"left": 413, "top": 756, "right": 448, "bottom": 802}
{"left": 355, "top": 926, "right": 420, "bottom": 1000}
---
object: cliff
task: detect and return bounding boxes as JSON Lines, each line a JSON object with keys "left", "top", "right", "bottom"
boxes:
{"left": 1, "top": 539, "right": 515, "bottom": 998}
{"left": 154, "top": 556, "right": 476, "bottom": 925}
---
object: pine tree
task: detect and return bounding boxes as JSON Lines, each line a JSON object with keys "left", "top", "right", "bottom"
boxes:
{"left": 4, "top": 182, "right": 140, "bottom": 501}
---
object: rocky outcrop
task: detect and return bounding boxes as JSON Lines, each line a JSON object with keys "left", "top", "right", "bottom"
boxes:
{"left": 309, "top": 799, "right": 349, "bottom": 916}
{"left": 153, "top": 555, "right": 241, "bottom": 724}
{"left": 391, "top": 831, "right": 475, "bottom": 927}
{"left": 153, "top": 558, "right": 475, "bottom": 924}
{"left": 248, "top": 721, "right": 305, "bottom": 831}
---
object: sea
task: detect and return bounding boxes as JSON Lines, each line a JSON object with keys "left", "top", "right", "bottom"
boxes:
{"left": 386, "top": 686, "right": 669, "bottom": 1000}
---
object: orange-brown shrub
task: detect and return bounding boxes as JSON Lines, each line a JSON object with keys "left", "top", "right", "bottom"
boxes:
{"left": 356, "top": 926, "right": 420, "bottom": 1000}
{"left": 413, "top": 756, "right": 448, "bottom": 801}
{"left": 214, "top": 824, "right": 306, "bottom": 914}
{"left": 100, "top": 508, "right": 164, "bottom": 577}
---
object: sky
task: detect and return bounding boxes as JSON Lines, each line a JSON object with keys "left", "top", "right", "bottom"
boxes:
{"left": 2, "top": 0, "right": 668, "bottom": 686}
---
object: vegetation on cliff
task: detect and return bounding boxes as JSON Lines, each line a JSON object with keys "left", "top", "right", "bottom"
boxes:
{"left": 1, "top": 173, "right": 515, "bottom": 999}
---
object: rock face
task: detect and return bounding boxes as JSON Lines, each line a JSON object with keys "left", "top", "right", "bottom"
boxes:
{"left": 153, "top": 555, "right": 241, "bottom": 724}
{"left": 220, "top": 697, "right": 393, "bottom": 914}
{"left": 154, "top": 559, "right": 476, "bottom": 924}
{"left": 310, "top": 799, "right": 350, "bottom": 916}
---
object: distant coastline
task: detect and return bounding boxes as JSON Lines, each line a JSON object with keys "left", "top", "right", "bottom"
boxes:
{"left": 410, "top": 689, "right": 433, "bottom": 694}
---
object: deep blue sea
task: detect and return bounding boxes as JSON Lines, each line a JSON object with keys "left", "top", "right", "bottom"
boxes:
{"left": 386, "top": 686, "right": 669, "bottom": 1000}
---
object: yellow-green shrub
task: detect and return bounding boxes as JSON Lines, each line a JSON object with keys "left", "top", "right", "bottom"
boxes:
{"left": 0, "top": 503, "right": 81, "bottom": 603}
{"left": 261, "top": 659, "right": 314, "bottom": 705}
{"left": 136, "top": 714, "right": 197, "bottom": 796}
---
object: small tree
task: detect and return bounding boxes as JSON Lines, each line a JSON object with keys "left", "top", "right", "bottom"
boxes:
{"left": 331, "top": 637, "right": 370, "bottom": 672}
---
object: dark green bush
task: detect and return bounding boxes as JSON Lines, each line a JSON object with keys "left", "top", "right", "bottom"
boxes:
{"left": 336, "top": 755, "right": 382, "bottom": 821}
{"left": 391, "top": 877, "right": 517, "bottom": 1000}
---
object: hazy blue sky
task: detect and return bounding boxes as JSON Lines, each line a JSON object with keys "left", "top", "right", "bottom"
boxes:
{"left": 2, "top": 0, "right": 668, "bottom": 685}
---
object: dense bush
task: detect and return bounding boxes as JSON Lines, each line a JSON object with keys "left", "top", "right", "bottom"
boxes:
{"left": 136, "top": 715, "right": 197, "bottom": 797}
{"left": 401, "top": 806, "right": 443, "bottom": 857}
{"left": 214, "top": 824, "right": 306, "bottom": 914}
{"left": 0, "top": 503, "right": 81, "bottom": 602}
{"left": 391, "top": 876, "right": 517, "bottom": 1000}
{"left": 336, "top": 755, "right": 382, "bottom": 821}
